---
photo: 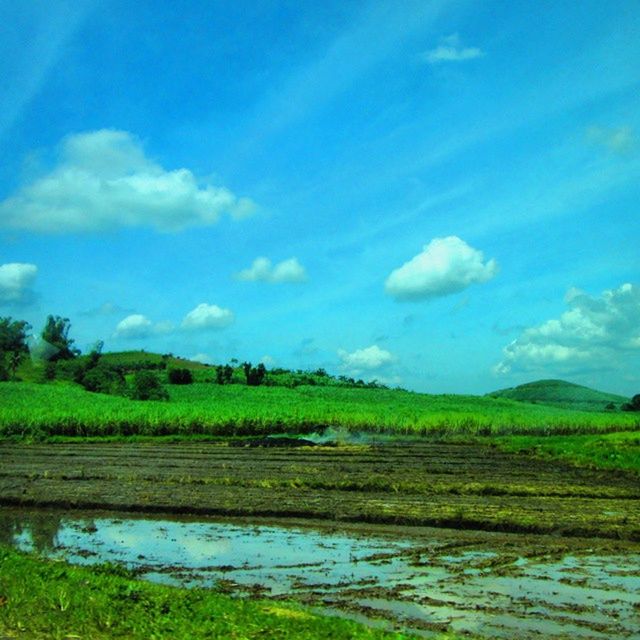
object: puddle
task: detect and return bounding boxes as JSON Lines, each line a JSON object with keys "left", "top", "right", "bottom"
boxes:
{"left": 1, "top": 507, "right": 639, "bottom": 639}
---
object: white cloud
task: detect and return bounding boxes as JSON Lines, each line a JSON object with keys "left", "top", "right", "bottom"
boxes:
{"left": 385, "top": 236, "right": 497, "bottom": 301}
{"left": 0, "top": 262, "right": 37, "bottom": 304}
{"left": 181, "top": 303, "right": 234, "bottom": 331}
{"left": 338, "top": 345, "right": 395, "bottom": 376}
{"left": 114, "top": 314, "right": 154, "bottom": 340}
{"left": 0, "top": 129, "right": 256, "bottom": 233}
{"left": 190, "top": 353, "right": 213, "bottom": 364}
{"left": 422, "top": 34, "right": 483, "bottom": 64}
{"left": 259, "top": 355, "right": 276, "bottom": 367}
{"left": 587, "top": 125, "right": 636, "bottom": 154}
{"left": 236, "top": 257, "right": 307, "bottom": 283}
{"left": 495, "top": 283, "right": 640, "bottom": 375}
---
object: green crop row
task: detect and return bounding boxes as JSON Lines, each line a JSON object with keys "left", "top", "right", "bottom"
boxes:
{"left": 1, "top": 381, "right": 638, "bottom": 439}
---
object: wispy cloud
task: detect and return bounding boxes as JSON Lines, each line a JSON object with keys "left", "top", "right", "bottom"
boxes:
{"left": 587, "top": 125, "right": 636, "bottom": 154}
{"left": 421, "top": 33, "right": 483, "bottom": 64}
{"left": 0, "top": 130, "right": 256, "bottom": 233}
{"left": 79, "top": 302, "right": 133, "bottom": 318}
{"left": 0, "top": 2, "right": 95, "bottom": 141}
{"left": 227, "top": 0, "right": 449, "bottom": 165}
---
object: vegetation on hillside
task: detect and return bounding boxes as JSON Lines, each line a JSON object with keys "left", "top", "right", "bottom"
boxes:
{"left": 487, "top": 379, "right": 630, "bottom": 412}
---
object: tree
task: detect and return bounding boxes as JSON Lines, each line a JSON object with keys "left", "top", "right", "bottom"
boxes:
{"left": 243, "top": 362, "right": 266, "bottom": 386}
{"left": 167, "top": 368, "right": 193, "bottom": 385}
{"left": 215, "top": 364, "right": 234, "bottom": 385}
{"left": 622, "top": 394, "right": 640, "bottom": 412}
{"left": 0, "top": 316, "right": 31, "bottom": 380}
{"left": 130, "top": 370, "right": 169, "bottom": 401}
{"left": 41, "top": 315, "right": 80, "bottom": 361}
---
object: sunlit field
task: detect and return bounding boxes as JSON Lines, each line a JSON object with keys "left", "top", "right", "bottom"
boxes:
{"left": 1, "top": 380, "right": 638, "bottom": 439}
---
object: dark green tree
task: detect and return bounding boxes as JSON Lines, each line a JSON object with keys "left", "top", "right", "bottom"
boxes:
{"left": 130, "top": 370, "right": 169, "bottom": 401}
{"left": 243, "top": 362, "right": 266, "bottom": 386}
{"left": 167, "top": 367, "right": 193, "bottom": 384}
{"left": 0, "top": 316, "right": 32, "bottom": 380}
{"left": 215, "top": 364, "right": 234, "bottom": 385}
{"left": 41, "top": 315, "right": 80, "bottom": 361}
{"left": 622, "top": 394, "right": 640, "bottom": 412}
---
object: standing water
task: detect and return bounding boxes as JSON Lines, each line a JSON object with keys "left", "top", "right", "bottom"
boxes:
{"left": 1, "top": 507, "right": 639, "bottom": 639}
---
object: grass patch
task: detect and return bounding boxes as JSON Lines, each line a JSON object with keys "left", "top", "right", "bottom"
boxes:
{"left": 0, "top": 545, "right": 418, "bottom": 639}
{"left": 493, "top": 431, "right": 640, "bottom": 474}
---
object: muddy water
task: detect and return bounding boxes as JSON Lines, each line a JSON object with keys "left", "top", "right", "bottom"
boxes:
{"left": 2, "top": 507, "right": 639, "bottom": 639}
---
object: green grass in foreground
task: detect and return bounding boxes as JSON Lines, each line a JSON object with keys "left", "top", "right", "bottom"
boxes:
{"left": 493, "top": 431, "right": 640, "bottom": 474}
{"left": 0, "top": 546, "right": 422, "bottom": 640}
{"left": 1, "top": 381, "right": 638, "bottom": 438}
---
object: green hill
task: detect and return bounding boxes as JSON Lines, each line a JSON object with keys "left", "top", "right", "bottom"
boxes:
{"left": 487, "top": 379, "right": 629, "bottom": 412}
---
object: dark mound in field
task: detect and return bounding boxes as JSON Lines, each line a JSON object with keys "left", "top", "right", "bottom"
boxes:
{"left": 231, "top": 436, "right": 319, "bottom": 448}
{"left": 487, "top": 379, "right": 628, "bottom": 412}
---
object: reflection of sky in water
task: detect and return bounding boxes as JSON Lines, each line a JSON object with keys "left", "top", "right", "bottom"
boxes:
{"left": 4, "top": 509, "right": 640, "bottom": 640}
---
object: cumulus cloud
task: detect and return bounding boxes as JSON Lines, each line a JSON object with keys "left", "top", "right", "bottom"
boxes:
{"left": 495, "top": 283, "right": 640, "bottom": 375}
{"left": 0, "top": 262, "right": 37, "bottom": 304}
{"left": 385, "top": 236, "right": 497, "bottom": 301}
{"left": 236, "top": 257, "right": 307, "bottom": 283}
{"left": 0, "top": 129, "right": 256, "bottom": 233}
{"left": 114, "top": 314, "right": 154, "bottom": 340}
{"left": 422, "top": 33, "right": 483, "bottom": 64}
{"left": 181, "top": 303, "right": 234, "bottom": 331}
{"left": 587, "top": 125, "right": 636, "bottom": 155}
{"left": 338, "top": 345, "right": 395, "bottom": 376}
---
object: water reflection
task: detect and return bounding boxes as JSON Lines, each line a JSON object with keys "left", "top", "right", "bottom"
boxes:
{"left": 0, "top": 509, "right": 71, "bottom": 552}
{"left": 1, "top": 507, "right": 639, "bottom": 640}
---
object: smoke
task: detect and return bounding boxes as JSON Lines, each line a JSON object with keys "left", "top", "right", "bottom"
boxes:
{"left": 305, "top": 427, "right": 386, "bottom": 446}
{"left": 27, "top": 336, "right": 59, "bottom": 363}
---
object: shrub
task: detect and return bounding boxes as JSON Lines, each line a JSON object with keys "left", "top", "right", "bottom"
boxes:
{"left": 130, "top": 370, "right": 169, "bottom": 401}
{"left": 43, "top": 361, "right": 57, "bottom": 381}
{"left": 167, "top": 368, "right": 193, "bottom": 385}
{"left": 81, "top": 365, "right": 126, "bottom": 395}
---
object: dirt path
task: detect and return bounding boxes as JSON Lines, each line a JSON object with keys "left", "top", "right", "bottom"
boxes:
{"left": 1, "top": 441, "right": 638, "bottom": 540}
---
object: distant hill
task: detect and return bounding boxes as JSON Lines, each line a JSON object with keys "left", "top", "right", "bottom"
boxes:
{"left": 487, "top": 379, "right": 629, "bottom": 412}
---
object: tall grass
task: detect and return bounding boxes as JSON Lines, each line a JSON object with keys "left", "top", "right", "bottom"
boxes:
{"left": 1, "top": 382, "right": 638, "bottom": 439}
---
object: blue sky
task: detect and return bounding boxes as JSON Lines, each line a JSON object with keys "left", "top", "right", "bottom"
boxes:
{"left": 1, "top": 0, "right": 639, "bottom": 395}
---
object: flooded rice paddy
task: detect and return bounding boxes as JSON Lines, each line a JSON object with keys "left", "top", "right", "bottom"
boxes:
{"left": 1, "top": 507, "right": 639, "bottom": 638}
{"left": 1, "top": 439, "right": 639, "bottom": 637}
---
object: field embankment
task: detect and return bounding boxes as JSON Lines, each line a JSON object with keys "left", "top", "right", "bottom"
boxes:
{"left": 1, "top": 440, "right": 638, "bottom": 540}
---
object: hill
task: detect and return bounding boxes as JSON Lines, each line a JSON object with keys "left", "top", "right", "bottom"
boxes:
{"left": 487, "top": 379, "right": 629, "bottom": 412}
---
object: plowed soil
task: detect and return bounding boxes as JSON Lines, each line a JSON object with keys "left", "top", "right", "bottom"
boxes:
{"left": 1, "top": 440, "right": 638, "bottom": 540}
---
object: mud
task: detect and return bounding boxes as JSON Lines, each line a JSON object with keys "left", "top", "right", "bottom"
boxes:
{"left": 0, "top": 441, "right": 638, "bottom": 539}
{"left": 1, "top": 507, "right": 639, "bottom": 639}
